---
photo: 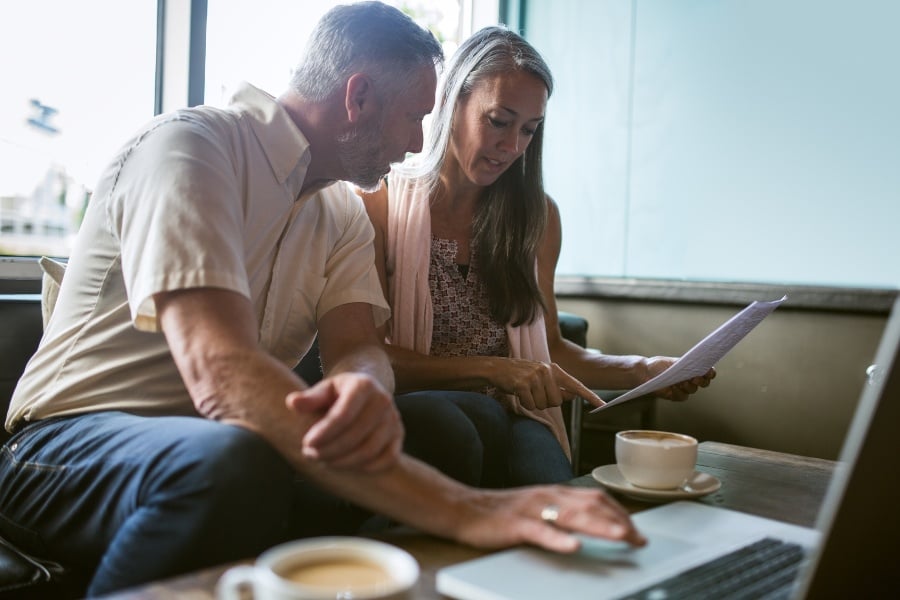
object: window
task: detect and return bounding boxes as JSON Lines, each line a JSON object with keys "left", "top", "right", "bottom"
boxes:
{"left": 0, "top": 0, "right": 157, "bottom": 261}
{"left": 0, "top": 0, "right": 498, "bottom": 270}
{"left": 524, "top": 0, "right": 900, "bottom": 290}
{"left": 1, "top": 0, "right": 498, "bottom": 286}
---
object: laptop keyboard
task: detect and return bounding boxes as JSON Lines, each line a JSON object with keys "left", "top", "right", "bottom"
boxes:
{"left": 619, "top": 537, "right": 806, "bottom": 600}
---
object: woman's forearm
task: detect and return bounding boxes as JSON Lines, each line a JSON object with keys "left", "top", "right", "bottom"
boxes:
{"left": 385, "top": 344, "right": 497, "bottom": 393}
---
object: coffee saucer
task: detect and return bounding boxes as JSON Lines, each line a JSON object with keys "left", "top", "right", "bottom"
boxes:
{"left": 591, "top": 464, "right": 721, "bottom": 502}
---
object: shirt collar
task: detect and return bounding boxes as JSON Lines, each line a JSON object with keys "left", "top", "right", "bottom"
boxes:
{"left": 226, "top": 82, "right": 311, "bottom": 188}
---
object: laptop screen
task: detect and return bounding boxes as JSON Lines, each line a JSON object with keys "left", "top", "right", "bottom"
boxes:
{"left": 795, "top": 294, "right": 900, "bottom": 597}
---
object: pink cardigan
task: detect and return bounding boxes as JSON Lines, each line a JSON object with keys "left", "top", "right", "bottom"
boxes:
{"left": 384, "top": 173, "right": 571, "bottom": 459}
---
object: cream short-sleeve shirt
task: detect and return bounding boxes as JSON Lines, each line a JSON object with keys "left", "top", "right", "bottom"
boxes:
{"left": 7, "top": 83, "right": 389, "bottom": 431}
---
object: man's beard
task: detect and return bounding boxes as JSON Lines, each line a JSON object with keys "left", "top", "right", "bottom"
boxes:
{"left": 336, "top": 117, "right": 391, "bottom": 192}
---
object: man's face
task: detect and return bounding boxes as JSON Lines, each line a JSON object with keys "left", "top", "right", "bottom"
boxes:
{"left": 338, "top": 64, "right": 437, "bottom": 191}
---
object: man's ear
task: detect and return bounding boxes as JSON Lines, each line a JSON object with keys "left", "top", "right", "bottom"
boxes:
{"left": 344, "top": 73, "right": 374, "bottom": 124}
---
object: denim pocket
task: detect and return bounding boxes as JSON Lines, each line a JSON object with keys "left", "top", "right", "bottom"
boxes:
{"left": 1, "top": 418, "right": 69, "bottom": 471}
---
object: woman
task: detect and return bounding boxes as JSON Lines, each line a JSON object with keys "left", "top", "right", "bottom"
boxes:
{"left": 360, "top": 26, "right": 713, "bottom": 486}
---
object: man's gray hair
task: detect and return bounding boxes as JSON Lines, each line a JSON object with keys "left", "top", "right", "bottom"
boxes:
{"left": 290, "top": 1, "right": 444, "bottom": 102}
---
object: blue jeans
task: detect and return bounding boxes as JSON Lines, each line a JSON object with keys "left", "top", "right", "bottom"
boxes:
{"left": 0, "top": 396, "right": 571, "bottom": 596}
{"left": 0, "top": 412, "right": 371, "bottom": 596}
{"left": 508, "top": 415, "right": 574, "bottom": 485}
{"left": 395, "top": 391, "right": 573, "bottom": 488}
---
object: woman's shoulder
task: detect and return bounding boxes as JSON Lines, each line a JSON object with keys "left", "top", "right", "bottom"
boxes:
{"left": 544, "top": 193, "right": 561, "bottom": 227}
{"left": 538, "top": 193, "right": 563, "bottom": 256}
{"left": 544, "top": 192, "right": 559, "bottom": 211}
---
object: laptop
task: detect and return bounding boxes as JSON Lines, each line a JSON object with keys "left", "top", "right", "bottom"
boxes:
{"left": 437, "top": 296, "right": 900, "bottom": 599}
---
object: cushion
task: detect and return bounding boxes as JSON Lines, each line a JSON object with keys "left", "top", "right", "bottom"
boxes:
{"left": 38, "top": 257, "right": 66, "bottom": 328}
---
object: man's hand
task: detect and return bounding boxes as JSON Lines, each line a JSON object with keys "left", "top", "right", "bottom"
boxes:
{"left": 646, "top": 357, "right": 716, "bottom": 402}
{"left": 286, "top": 372, "right": 404, "bottom": 472}
{"left": 454, "top": 485, "right": 646, "bottom": 553}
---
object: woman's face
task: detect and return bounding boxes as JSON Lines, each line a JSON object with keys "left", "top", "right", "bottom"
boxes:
{"left": 449, "top": 70, "right": 548, "bottom": 188}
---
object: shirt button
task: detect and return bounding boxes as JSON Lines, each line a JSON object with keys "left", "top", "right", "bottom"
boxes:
{"left": 9, "top": 443, "right": 17, "bottom": 451}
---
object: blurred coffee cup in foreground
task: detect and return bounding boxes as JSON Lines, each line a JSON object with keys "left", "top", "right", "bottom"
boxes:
{"left": 216, "top": 536, "right": 419, "bottom": 599}
{"left": 615, "top": 430, "right": 698, "bottom": 490}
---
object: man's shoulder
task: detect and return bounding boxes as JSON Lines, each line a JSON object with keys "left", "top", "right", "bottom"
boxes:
{"left": 296, "top": 183, "right": 369, "bottom": 236}
{"left": 134, "top": 105, "right": 241, "bottom": 153}
{"left": 315, "top": 182, "right": 364, "bottom": 209}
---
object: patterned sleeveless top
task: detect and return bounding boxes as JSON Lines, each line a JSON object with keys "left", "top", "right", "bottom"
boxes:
{"left": 429, "top": 236, "right": 509, "bottom": 361}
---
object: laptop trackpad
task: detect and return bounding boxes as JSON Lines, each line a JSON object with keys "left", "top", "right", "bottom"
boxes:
{"left": 577, "top": 532, "right": 697, "bottom": 570}
{"left": 434, "top": 534, "right": 699, "bottom": 599}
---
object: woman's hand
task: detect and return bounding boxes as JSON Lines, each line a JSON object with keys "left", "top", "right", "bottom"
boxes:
{"left": 486, "top": 357, "right": 604, "bottom": 410}
{"left": 645, "top": 357, "right": 716, "bottom": 401}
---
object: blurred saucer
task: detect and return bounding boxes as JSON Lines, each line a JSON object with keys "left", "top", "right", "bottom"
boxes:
{"left": 592, "top": 464, "right": 721, "bottom": 502}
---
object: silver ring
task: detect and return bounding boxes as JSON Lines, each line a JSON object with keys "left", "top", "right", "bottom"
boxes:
{"left": 540, "top": 504, "right": 560, "bottom": 523}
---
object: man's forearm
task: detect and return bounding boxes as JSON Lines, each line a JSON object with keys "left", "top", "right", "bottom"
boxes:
{"left": 324, "top": 341, "right": 395, "bottom": 394}
{"left": 305, "top": 452, "right": 472, "bottom": 538}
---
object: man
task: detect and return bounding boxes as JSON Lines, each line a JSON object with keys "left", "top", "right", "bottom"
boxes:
{"left": 0, "top": 2, "right": 644, "bottom": 596}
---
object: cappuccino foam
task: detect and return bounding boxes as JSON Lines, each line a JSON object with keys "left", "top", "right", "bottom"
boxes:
{"left": 283, "top": 558, "right": 393, "bottom": 591}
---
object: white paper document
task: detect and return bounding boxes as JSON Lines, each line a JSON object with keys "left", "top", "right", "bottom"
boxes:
{"left": 590, "top": 296, "right": 787, "bottom": 413}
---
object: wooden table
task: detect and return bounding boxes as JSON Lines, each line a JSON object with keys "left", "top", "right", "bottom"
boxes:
{"left": 99, "top": 442, "right": 835, "bottom": 599}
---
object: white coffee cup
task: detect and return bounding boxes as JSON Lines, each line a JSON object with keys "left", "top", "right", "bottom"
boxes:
{"left": 615, "top": 430, "right": 699, "bottom": 490}
{"left": 216, "top": 537, "right": 419, "bottom": 600}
